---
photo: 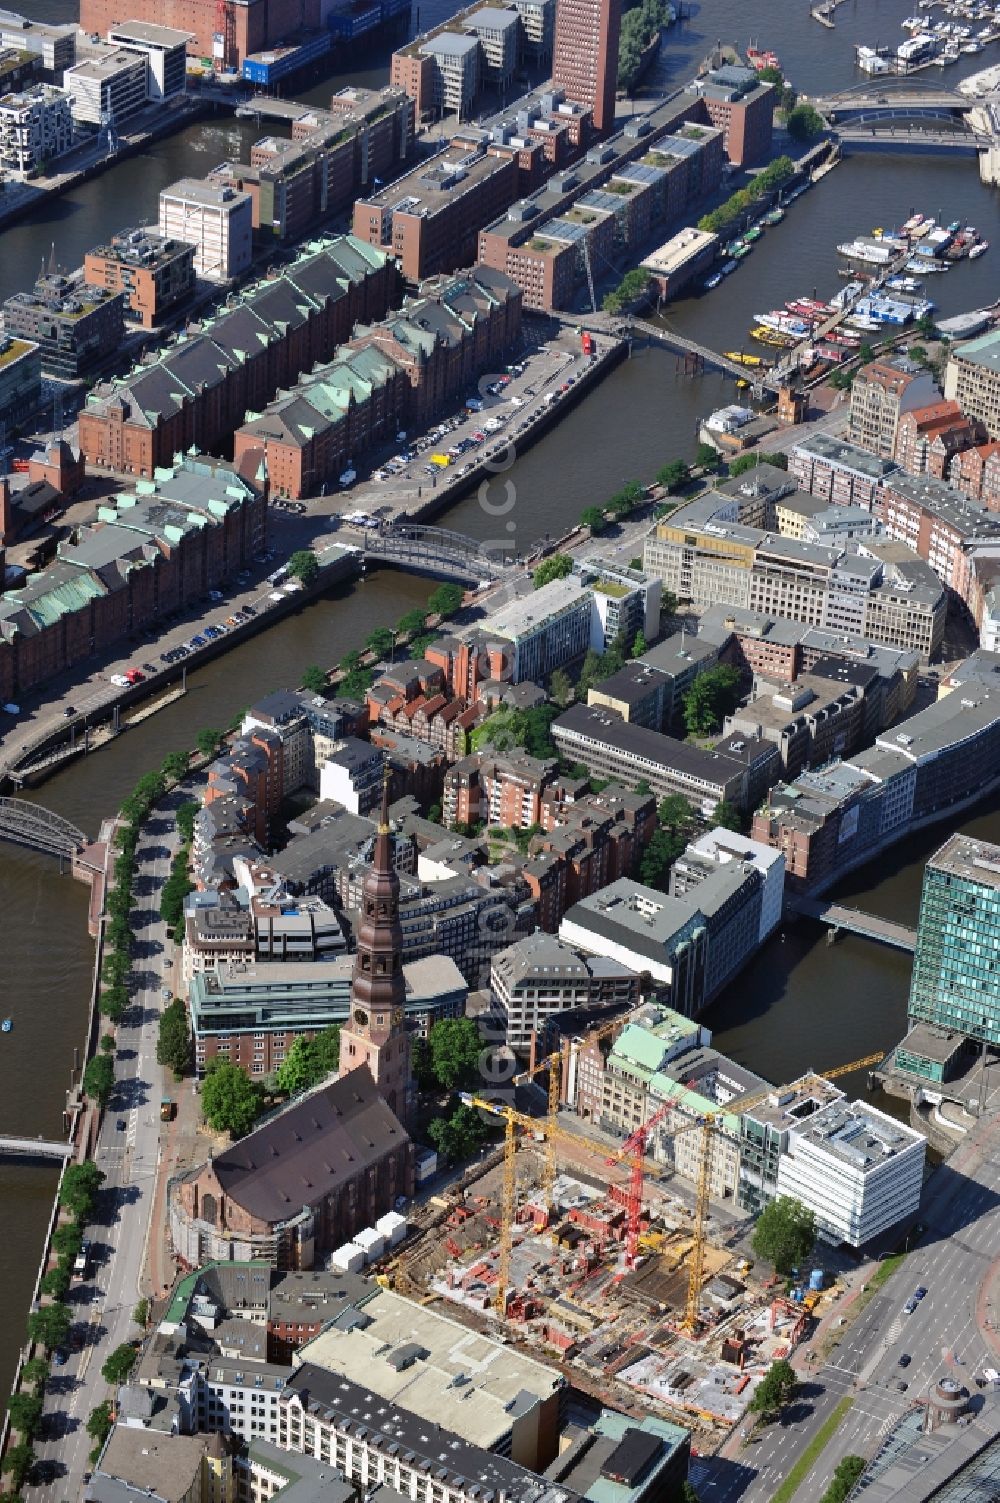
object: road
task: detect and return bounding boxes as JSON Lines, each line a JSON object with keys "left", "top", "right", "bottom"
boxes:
{"left": 694, "top": 1110, "right": 1000, "bottom": 1502}
{"left": 25, "top": 807, "right": 177, "bottom": 1498}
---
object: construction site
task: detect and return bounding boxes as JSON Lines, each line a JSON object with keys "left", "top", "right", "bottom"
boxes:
{"left": 376, "top": 1092, "right": 847, "bottom": 1446}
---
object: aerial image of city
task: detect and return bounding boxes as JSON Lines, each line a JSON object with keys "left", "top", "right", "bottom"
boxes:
{"left": 0, "top": 0, "right": 999, "bottom": 1497}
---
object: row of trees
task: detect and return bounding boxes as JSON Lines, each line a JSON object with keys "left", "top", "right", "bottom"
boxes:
{"left": 698, "top": 155, "right": 795, "bottom": 237}
{"left": 603, "top": 267, "right": 651, "bottom": 317}
{"left": 617, "top": 0, "right": 673, "bottom": 93}
{"left": 330, "top": 583, "right": 465, "bottom": 701}
{"left": 3, "top": 1162, "right": 113, "bottom": 1484}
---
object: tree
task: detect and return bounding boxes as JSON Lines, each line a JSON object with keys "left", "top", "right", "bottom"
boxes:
{"left": 427, "top": 1101, "right": 493, "bottom": 1162}
{"left": 133, "top": 1297, "right": 150, "bottom": 1327}
{"left": 631, "top": 629, "right": 647, "bottom": 659}
{"left": 157, "top": 999, "right": 191, "bottom": 1080}
{"left": 818, "top": 1457, "right": 866, "bottom": 1503}
{"left": 27, "top": 1302, "right": 70, "bottom": 1353}
{"left": 83, "top": 1055, "right": 115, "bottom": 1108}
{"left": 22, "top": 1359, "right": 48, "bottom": 1393}
{"left": 533, "top": 553, "right": 573, "bottom": 589}
{"left": 656, "top": 459, "right": 690, "bottom": 493}
{"left": 713, "top": 801, "right": 742, "bottom": 832}
{"left": 580, "top": 505, "right": 608, "bottom": 534}
{"left": 40, "top": 1266, "right": 70, "bottom": 1301}
{"left": 427, "top": 583, "right": 464, "bottom": 619}
{"left": 428, "top": 1018, "right": 482, "bottom": 1091}
{"left": 397, "top": 607, "right": 428, "bottom": 637}
{"left": 411, "top": 1036, "right": 436, "bottom": 1092}
{"left": 195, "top": 727, "right": 223, "bottom": 760}
{"left": 176, "top": 800, "right": 200, "bottom": 843}
{"left": 86, "top": 1400, "right": 114, "bottom": 1447}
{"left": 550, "top": 668, "right": 575, "bottom": 708}
{"left": 161, "top": 749, "right": 190, "bottom": 783}
{"left": 340, "top": 667, "right": 374, "bottom": 701}
{"left": 639, "top": 794, "right": 695, "bottom": 890}
{"left": 749, "top": 1358, "right": 798, "bottom": 1419}
{"left": 679, "top": 1484, "right": 702, "bottom": 1503}
{"left": 287, "top": 549, "right": 319, "bottom": 587}
{"left": 101, "top": 1343, "right": 137, "bottom": 1387}
{"left": 907, "top": 344, "right": 928, "bottom": 366}
{"left": 785, "top": 102, "right": 825, "bottom": 141}
{"left": 52, "top": 1224, "right": 82, "bottom": 1263}
{"left": 1, "top": 1442, "right": 33, "bottom": 1489}
{"left": 201, "top": 1060, "right": 262, "bottom": 1137}
{"left": 751, "top": 1195, "right": 816, "bottom": 1274}
{"left": 100, "top": 986, "right": 127, "bottom": 1024}
{"left": 683, "top": 665, "right": 742, "bottom": 736}
{"left": 59, "top": 1162, "right": 105, "bottom": 1222}
{"left": 660, "top": 589, "right": 678, "bottom": 620}
{"left": 275, "top": 1037, "right": 319, "bottom": 1096}
{"left": 300, "top": 665, "right": 327, "bottom": 694}
{"left": 695, "top": 442, "right": 719, "bottom": 470}
{"left": 7, "top": 1392, "right": 42, "bottom": 1436}
{"left": 366, "top": 626, "right": 396, "bottom": 660}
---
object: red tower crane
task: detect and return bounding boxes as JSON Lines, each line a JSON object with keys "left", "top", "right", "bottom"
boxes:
{"left": 613, "top": 1098, "right": 675, "bottom": 1266}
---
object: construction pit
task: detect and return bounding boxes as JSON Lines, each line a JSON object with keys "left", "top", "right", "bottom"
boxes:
{"left": 385, "top": 1144, "right": 837, "bottom": 1440}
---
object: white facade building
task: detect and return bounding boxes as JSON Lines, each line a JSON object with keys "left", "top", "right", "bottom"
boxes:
{"left": 63, "top": 49, "right": 147, "bottom": 125}
{"left": 108, "top": 21, "right": 190, "bottom": 99}
{"left": 678, "top": 827, "right": 784, "bottom": 946}
{"left": 0, "top": 84, "right": 73, "bottom": 176}
{"left": 158, "top": 177, "right": 253, "bottom": 281}
{"left": 775, "top": 1099, "right": 925, "bottom": 1246}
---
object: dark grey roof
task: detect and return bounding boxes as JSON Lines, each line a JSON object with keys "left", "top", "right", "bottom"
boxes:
{"left": 284, "top": 1363, "right": 581, "bottom": 1503}
{"left": 212, "top": 1067, "right": 409, "bottom": 1223}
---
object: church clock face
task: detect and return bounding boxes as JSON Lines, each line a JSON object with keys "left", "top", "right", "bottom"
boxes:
{"left": 354, "top": 1009, "right": 369, "bottom": 1026}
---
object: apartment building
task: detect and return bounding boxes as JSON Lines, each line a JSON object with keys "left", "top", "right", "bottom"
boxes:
{"left": 550, "top": 0, "right": 620, "bottom": 132}
{"left": 443, "top": 750, "right": 557, "bottom": 828}
{"left": 3, "top": 271, "right": 124, "bottom": 380}
{"left": 775, "top": 1100, "right": 925, "bottom": 1246}
{"left": 0, "top": 335, "right": 41, "bottom": 431}
{"left": 685, "top": 64, "right": 775, "bottom": 166}
{"left": 423, "top": 32, "right": 480, "bottom": 116}
{"left": 0, "top": 84, "right": 73, "bottom": 177}
{"left": 159, "top": 178, "right": 253, "bottom": 282}
{"left": 944, "top": 329, "right": 1000, "bottom": 440}
{"left": 63, "top": 48, "right": 147, "bottom": 125}
{"left": 477, "top": 102, "right": 724, "bottom": 311}
{"left": 490, "top": 932, "right": 639, "bottom": 1049}
{"left": 950, "top": 440, "right": 1000, "bottom": 510}
{"left": 848, "top": 356, "right": 939, "bottom": 459}
{"left": 353, "top": 143, "right": 518, "bottom": 282}
{"left": 788, "top": 431, "right": 899, "bottom": 512}
{"left": 0, "top": 13, "right": 76, "bottom": 77}
{"left": 84, "top": 226, "right": 196, "bottom": 328}
{"left": 893, "top": 399, "right": 982, "bottom": 479}
{"left": 80, "top": 235, "right": 397, "bottom": 476}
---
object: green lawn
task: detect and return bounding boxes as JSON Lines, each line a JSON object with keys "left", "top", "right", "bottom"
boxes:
{"left": 770, "top": 1396, "right": 854, "bottom": 1503}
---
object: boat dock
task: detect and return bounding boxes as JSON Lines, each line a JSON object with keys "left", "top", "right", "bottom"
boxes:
{"left": 124, "top": 686, "right": 186, "bottom": 727}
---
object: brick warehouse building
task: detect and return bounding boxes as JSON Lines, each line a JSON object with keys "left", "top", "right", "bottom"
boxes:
{"left": 170, "top": 1067, "right": 413, "bottom": 1268}
{"left": 0, "top": 457, "right": 265, "bottom": 703}
{"left": 232, "top": 266, "right": 521, "bottom": 498}
{"left": 78, "top": 235, "right": 399, "bottom": 478}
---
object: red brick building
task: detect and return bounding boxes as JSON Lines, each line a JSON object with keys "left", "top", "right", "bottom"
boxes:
{"left": 685, "top": 64, "right": 775, "bottom": 166}
{"left": 893, "top": 400, "right": 982, "bottom": 478}
{"left": 551, "top": 0, "right": 620, "bottom": 133}
{"left": 79, "top": 236, "right": 398, "bottom": 479}
{"left": 951, "top": 441, "right": 1000, "bottom": 510}
{"left": 444, "top": 750, "right": 559, "bottom": 828}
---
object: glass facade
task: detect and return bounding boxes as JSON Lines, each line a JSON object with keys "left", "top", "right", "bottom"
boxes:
{"left": 908, "top": 838, "right": 1000, "bottom": 1049}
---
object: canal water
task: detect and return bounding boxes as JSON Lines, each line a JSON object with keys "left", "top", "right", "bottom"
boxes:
{"left": 0, "top": 0, "right": 996, "bottom": 1400}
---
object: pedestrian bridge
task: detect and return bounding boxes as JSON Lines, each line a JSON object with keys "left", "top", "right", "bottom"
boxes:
{"left": 356, "top": 524, "right": 510, "bottom": 584}
{"left": 0, "top": 798, "right": 87, "bottom": 860}
{"left": 788, "top": 893, "right": 917, "bottom": 952}
{"left": 0, "top": 1136, "right": 73, "bottom": 1161}
{"left": 813, "top": 81, "right": 977, "bottom": 119}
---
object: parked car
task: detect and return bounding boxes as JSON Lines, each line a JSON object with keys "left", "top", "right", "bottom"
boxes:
{"left": 898, "top": 1353, "right": 911, "bottom": 1367}
{"left": 63, "top": 706, "right": 75, "bottom": 718}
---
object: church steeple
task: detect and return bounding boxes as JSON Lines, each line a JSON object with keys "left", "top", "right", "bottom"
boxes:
{"left": 339, "top": 777, "right": 414, "bottom": 1123}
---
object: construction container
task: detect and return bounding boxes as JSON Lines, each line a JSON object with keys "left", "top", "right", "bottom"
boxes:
{"left": 376, "top": 1211, "right": 408, "bottom": 1247}
{"left": 330, "top": 1242, "right": 365, "bottom": 1274}
{"left": 355, "top": 1228, "right": 386, "bottom": 1263}
{"left": 809, "top": 1268, "right": 825, "bottom": 1291}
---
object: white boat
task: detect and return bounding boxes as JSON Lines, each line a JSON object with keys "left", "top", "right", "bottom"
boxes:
{"left": 704, "top": 272, "right": 723, "bottom": 289}
{"left": 754, "top": 311, "right": 810, "bottom": 337}
{"left": 837, "top": 238, "right": 893, "bottom": 265}
{"left": 969, "top": 241, "right": 989, "bottom": 258}
{"left": 831, "top": 280, "right": 866, "bottom": 309}
{"left": 886, "top": 276, "right": 922, "bottom": 292}
{"left": 906, "top": 258, "right": 949, "bottom": 274}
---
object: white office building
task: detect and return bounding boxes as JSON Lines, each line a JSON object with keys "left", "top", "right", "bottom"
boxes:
{"left": 108, "top": 21, "right": 190, "bottom": 99}
{"left": 63, "top": 48, "right": 147, "bottom": 125}
{"left": 775, "top": 1099, "right": 925, "bottom": 1246}
{"left": 158, "top": 177, "right": 253, "bottom": 281}
{"left": 672, "top": 827, "right": 785, "bottom": 947}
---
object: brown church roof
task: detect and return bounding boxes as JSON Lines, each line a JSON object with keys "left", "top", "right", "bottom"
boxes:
{"left": 212, "top": 1066, "right": 408, "bottom": 1223}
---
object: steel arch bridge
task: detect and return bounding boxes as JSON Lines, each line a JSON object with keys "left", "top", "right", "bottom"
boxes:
{"left": 360, "top": 524, "right": 510, "bottom": 583}
{"left": 0, "top": 798, "right": 87, "bottom": 859}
